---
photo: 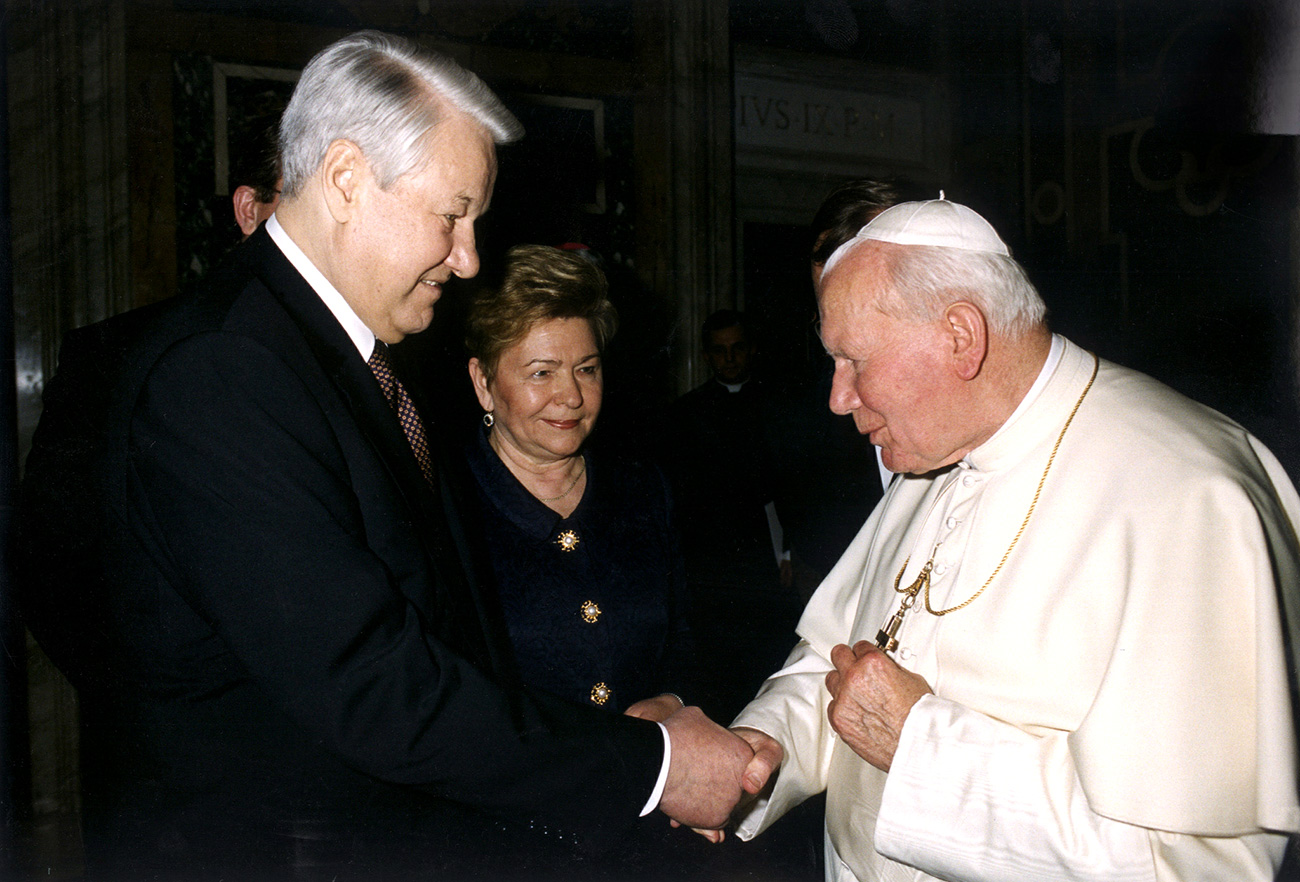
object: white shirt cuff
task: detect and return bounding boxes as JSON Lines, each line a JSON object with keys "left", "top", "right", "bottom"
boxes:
{"left": 640, "top": 721, "right": 671, "bottom": 816}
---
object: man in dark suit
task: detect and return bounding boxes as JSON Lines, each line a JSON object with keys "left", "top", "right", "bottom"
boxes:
{"left": 20, "top": 30, "right": 748, "bottom": 880}
{"left": 17, "top": 114, "right": 283, "bottom": 688}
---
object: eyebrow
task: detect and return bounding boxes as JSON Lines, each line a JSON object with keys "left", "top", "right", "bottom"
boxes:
{"left": 523, "top": 353, "right": 601, "bottom": 367}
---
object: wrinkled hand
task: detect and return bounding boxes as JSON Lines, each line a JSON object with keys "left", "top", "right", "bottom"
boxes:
{"left": 825, "top": 640, "right": 932, "bottom": 771}
{"left": 672, "top": 726, "right": 785, "bottom": 844}
{"left": 658, "top": 706, "right": 753, "bottom": 830}
{"left": 624, "top": 693, "right": 684, "bottom": 723}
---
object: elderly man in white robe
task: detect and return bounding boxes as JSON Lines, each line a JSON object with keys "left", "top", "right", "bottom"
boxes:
{"left": 725, "top": 196, "right": 1300, "bottom": 882}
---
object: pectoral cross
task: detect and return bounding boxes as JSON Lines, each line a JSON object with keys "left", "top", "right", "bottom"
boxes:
{"left": 875, "top": 558, "right": 934, "bottom": 654}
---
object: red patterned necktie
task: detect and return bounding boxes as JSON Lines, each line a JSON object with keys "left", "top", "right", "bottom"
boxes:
{"left": 367, "top": 341, "right": 435, "bottom": 486}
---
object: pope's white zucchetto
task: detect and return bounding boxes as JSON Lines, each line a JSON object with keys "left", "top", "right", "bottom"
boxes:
{"left": 821, "top": 193, "right": 1010, "bottom": 277}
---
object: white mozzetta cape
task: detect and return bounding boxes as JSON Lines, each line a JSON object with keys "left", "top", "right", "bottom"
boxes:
{"left": 733, "top": 337, "right": 1300, "bottom": 882}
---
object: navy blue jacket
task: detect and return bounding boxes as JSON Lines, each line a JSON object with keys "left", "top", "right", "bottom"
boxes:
{"left": 467, "top": 431, "right": 692, "bottom": 714}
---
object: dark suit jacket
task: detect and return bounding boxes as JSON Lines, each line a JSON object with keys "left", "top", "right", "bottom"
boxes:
{"left": 18, "top": 301, "right": 169, "bottom": 690}
{"left": 21, "top": 228, "right": 663, "bottom": 880}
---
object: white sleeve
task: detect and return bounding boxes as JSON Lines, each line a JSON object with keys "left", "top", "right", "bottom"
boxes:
{"left": 876, "top": 695, "right": 1287, "bottom": 882}
{"left": 730, "top": 639, "right": 837, "bottom": 840}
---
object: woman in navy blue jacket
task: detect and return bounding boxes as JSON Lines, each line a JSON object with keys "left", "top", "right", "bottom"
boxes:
{"left": 465, "top": 244, "right": 692, "bottom": 722}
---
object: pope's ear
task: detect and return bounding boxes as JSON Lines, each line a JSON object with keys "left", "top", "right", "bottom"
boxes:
{"left": 319, "top": 139, "right": 365, "bottom": 224}
{"left": 945, "top": 301, "right": 988, "bottom": 381}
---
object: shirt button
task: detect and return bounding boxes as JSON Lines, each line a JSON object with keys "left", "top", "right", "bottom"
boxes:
{"left": 945, "top": 516, "right": 959, "bottom": 529}
{"left": 962, "top": 474, "right": 978, "bottom": 487}
{"left": 898, "top": 646, "right": 915, "bottom": 661}
{"left": 934, "top": 563, "right": 948, "bottom": 575}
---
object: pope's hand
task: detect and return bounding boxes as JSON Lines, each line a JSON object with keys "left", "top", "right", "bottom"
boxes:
{"left": 825, "top": 640, "right": 932, "bottom": 771}
{"left": 658, "top": 706, "right": 753, "bottom": 830}
{"left": 733, "top": 726, "right": 783, "bottom": 796}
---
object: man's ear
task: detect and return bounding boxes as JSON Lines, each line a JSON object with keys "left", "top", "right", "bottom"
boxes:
{"left": 468, "top": 358, "right": 495, "bottom": 413}
{"left": 231, "top": 186, "right": 262, "bottom": 236}
{"left": 945, "top": 301, "right": 988, "bottom": 381}
{"left": 319, "top": 139, "right": 365, "bottom": 224}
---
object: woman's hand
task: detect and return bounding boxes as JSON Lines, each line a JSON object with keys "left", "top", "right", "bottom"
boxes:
{"left": 623, "top": 692, "right": 686, "bottom": 723}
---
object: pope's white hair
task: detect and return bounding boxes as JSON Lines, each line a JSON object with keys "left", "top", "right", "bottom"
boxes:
{"left": 279, "top": 30, "right": 523, "bottom": 198}
{"left": 824, "top": 238, "right": 1047, "bottom": 338}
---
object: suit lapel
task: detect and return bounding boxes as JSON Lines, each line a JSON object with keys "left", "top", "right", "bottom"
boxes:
{"left": 243, "top": 230, "right": 500, "bottom": 671}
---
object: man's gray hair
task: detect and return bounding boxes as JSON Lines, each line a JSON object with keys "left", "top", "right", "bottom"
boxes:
{"left": 279, "top": 30, "right": 523, "bottom": 198}
{"left": 872, "top": 242, "right": 1047, "bottom": 337}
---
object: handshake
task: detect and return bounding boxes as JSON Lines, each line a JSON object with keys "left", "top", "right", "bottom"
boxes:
{"left": 654, "top": 706, "right": 784, "bottom": 834}
{"left": 642, "top": 640, "right": 935, "bottom": 835}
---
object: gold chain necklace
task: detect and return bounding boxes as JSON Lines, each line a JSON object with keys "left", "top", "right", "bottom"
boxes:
{"left": 875, "top": 353, "right": 1099, "bottom": 654}
{"left": 536, "top": 458, "right": 587, "bottom": 502}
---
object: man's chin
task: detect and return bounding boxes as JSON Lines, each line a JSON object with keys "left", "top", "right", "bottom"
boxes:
{"left": 395, "top": 309, "right": 435, "bottom": 339}
{"left": 877, "top": 445, "right": 908, "bottom": 473}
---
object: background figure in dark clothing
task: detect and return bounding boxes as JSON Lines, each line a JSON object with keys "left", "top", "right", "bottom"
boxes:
{"left": 665, "top": 309, "right": 798, "bottom": 722}
{"left": 771, "top": 178, "right": 903, "bottom": 602}
{"left": 670, "top": 309, "right": 782, "bottom": 595}
{"left": 229, "top": 116, "right": 284, "bottom": 238}
{"left": 663, "top": 181, "right": 904, "bottom": 720}
{"left": 15, "top": 114, "right": 284, "bottom": 692}
{"left": 808, "top": 178, "right": 901, "bottom": 282}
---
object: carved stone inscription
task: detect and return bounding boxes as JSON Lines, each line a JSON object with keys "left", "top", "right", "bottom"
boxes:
{"left": 734, "top": 73, "right": 928, "bottom": 167}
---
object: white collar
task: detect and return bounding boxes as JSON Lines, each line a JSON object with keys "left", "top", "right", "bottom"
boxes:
{"left": 989, "top": 332, "right": 1064, "bottom": 437}
{"left": 964, "top": 335, "right": 1096, "bottom": 473}
{"left": 266, "top": 213, "right": 376, "bottom": 360}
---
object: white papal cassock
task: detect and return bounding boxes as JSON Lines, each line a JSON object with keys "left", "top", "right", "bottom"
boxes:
{"left": 733, "top": 335, "right": 1300, "bottom": 882}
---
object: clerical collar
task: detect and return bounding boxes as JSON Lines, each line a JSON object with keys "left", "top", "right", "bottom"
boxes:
{"left": 716, "top": 378, "right": 748, "bottom": 393}
{"left": 962, "top": 333, "right": 1064, "bottom": 468}
{"left": 266, "top": 213, "right": 376, "bottom": 361}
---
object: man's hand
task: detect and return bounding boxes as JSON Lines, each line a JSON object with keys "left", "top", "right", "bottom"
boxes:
{"left": 666, "top": 724, "right": 783, "bottom": 844}
{"left": 658, "top": 706, "right": 753, "bottom": 830}
{"left": 624, "top": 693, "right": 684, "bottom": 723}
{"left": 825, "top": 640, "right": 932, "bottom": 771}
